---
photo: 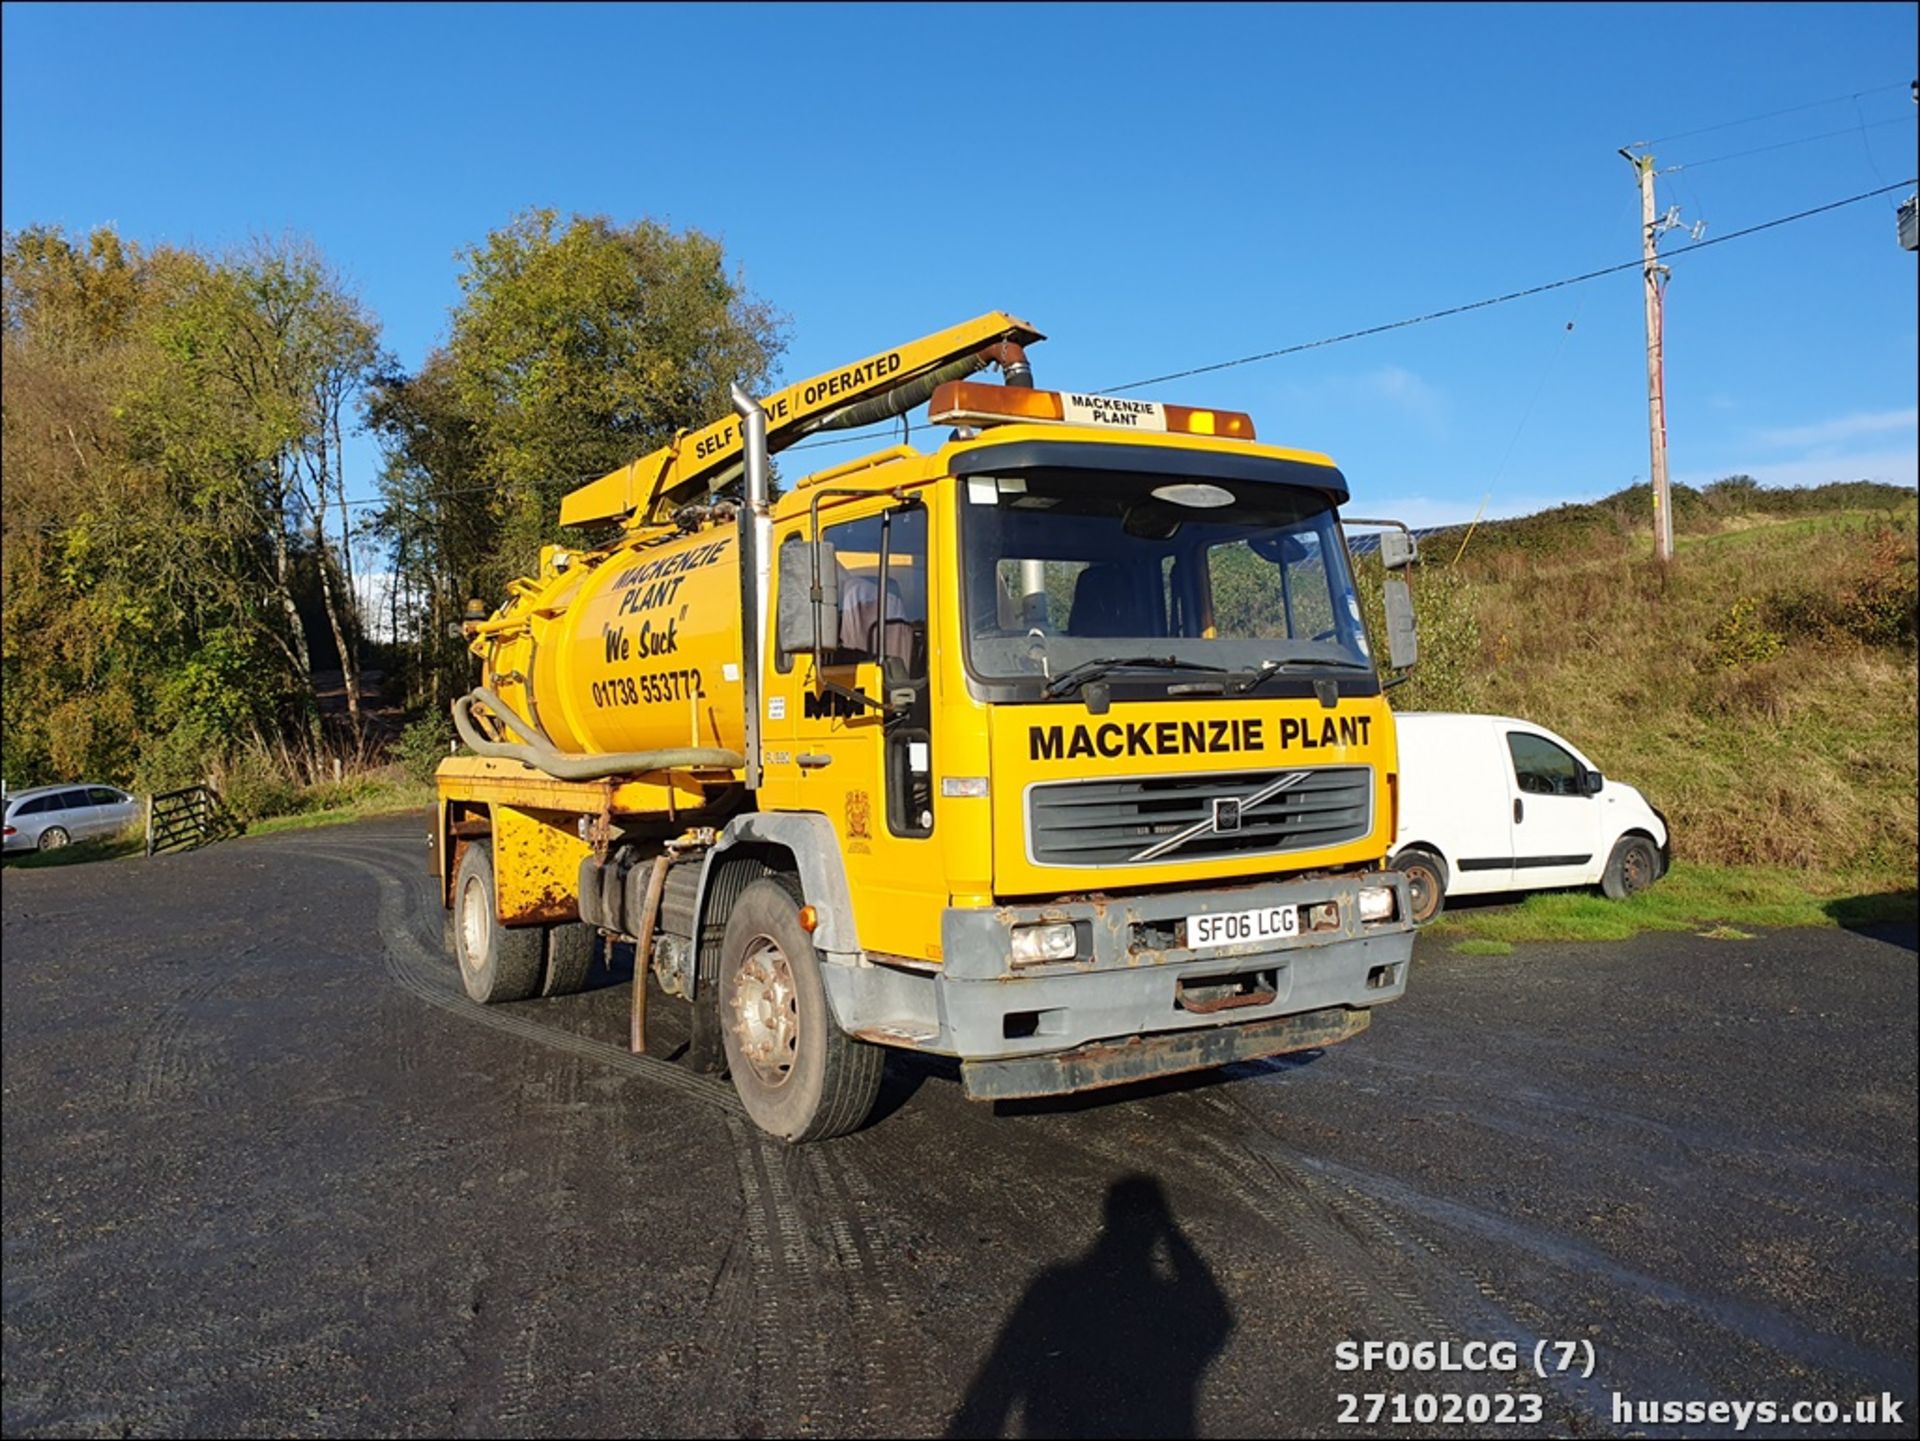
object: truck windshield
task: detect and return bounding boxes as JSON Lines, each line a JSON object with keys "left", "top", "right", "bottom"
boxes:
{"left": 960, "top": 467, "right": 1374, "bottom": 689}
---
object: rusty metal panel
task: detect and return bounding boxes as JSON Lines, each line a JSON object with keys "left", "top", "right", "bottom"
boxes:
{"left": 435, "top": 753, "right": 719, "bottom": 817}
{"left": 959, "top": 1004, "right": 1369, "bottom": 1101}
{"left": 489, "top": 803, "right": 592, "bottom": 927}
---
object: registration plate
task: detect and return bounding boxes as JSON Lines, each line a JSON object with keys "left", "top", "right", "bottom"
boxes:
{"left": 1185, "top": 904, "right": 1299, "bottom": 951}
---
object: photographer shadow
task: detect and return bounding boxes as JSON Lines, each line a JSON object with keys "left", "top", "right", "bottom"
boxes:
{"left": 947, "top": 1174, "right": 1233, "bottom": 1439}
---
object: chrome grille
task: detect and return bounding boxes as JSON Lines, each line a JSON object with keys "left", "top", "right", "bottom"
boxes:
{"left": 1027, "top": 765, "right": 1372, "bottom": 868}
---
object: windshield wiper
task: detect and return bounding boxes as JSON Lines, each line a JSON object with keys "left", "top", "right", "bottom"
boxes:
{"left": 1043, "top": 655, "right": 1228, "bottom": 699}
{"left": 1235, "top": 658, "right": 1372, "bottom": 694}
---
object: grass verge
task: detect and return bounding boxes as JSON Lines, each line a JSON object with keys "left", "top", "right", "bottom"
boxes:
{"left": 1426, "top": 861, "right": 1918, "bottom": 947}
{"left": 2, "top": 834, "right": 146, "bottom": 870}
{"left": 1449, "top": 938, "right": 1514, "bottom": 957}
{"left": 239, "top": 778, "right": 435, "bottom": 838}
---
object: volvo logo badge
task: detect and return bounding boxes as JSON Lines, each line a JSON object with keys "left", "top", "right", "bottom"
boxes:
{"left": 1129, "top": 771, "right": 1308, "bottom": 863}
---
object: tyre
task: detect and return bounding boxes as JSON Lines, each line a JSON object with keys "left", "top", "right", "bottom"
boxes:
{"left": 718, "top": 877, "right": 883, "bottom": 1142}
{"left": 540, "top": 922, "right": 597, "bottom": 998}
{"left": 37, "top": 826, "right": 70, "bottom": 852}
{"left": 451, "top": 842, "right": 543, "bottom": 1003}
{"left": 1390, "top": 847, "right": 1448, "bottom": 926}
{"left": 1601, "top": 834, "right": 1660, "bottom": 901}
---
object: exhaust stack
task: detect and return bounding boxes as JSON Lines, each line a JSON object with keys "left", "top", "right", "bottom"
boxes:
{"left": 986, "top": 338, "right": 1034, "bottom": 388}
{"left": 731, "top": 383, "right": 771, "bottom": 792}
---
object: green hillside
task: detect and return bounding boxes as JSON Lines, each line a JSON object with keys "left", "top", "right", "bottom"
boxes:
{"left": 1361, "top": 478, "right": 1918, "bottom": 913}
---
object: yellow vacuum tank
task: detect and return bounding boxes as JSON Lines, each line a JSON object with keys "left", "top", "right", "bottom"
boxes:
{"left": 488, "top": 523, "right": 749, "bottom": 762}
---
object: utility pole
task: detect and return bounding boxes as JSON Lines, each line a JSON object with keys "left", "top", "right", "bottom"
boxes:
{"left": 1621, "top": 148, "right": 1675, "bottom": 565}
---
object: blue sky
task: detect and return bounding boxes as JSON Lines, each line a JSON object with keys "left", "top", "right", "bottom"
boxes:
{"left": 4, "top": 1, "right": 1915, "bottom": 534}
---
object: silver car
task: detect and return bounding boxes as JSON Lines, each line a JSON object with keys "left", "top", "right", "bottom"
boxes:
{"left": 3, "top": 784, "right": 142, "bottom": 853}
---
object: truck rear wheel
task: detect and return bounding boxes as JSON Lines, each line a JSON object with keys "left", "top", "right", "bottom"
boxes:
{"left": 452, "top": 842, "right": 543, "bottom": 1004}
{"left": 718, "top": 878, "right": 882, "bottom": 1142}
{"left": 540, "top": 922, "right": 597, "bottom": 997}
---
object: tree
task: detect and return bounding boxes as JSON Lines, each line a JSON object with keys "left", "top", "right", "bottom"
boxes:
{"left": 3, "top": 225, "right": 382, "bottom": 789}
{"left": 364, "top": 352, "right": 493, "bottom": 713}
{"left": 370, "top": 208, "right": 785, "bottom": 708}
{"left": 232, "top": 240, "right": 382, "bottom": 734}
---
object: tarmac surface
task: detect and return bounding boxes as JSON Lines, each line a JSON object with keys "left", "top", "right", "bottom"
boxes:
{"left": 3, "top": 815, "right": 1915, "bottom": 1438}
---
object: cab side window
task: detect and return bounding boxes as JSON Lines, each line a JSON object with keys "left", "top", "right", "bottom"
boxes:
{"left": 823, "top": 508, "right": 927, "bottom": 676}
{"left": 1507, "top": 732, "right": 1584, "bottom": 797}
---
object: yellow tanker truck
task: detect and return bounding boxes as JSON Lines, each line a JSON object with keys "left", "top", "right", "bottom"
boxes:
{"left": 432, "top": 313, "right": 1423, "bottom": 1141}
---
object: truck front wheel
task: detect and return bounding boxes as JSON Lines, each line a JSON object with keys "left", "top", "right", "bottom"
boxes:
{"left": 452, "top": 842, "right": 543, "bottom": 1004}
{"left": 718, "top": 878, "right": 883, "bottom": 1142}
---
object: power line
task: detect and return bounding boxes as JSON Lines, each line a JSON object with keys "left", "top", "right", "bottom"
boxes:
{"left": 1101, "top": 179, "right": 1914, "bottom": 395}
{"left": 1669, "top": 115, "right": 1911, "bottom": 172}
{"left": 1851, "top": 93, "right": 1902, "bottom": 204}
{"left": 343, "top": 177, "right": 1916, "bottom": 513}
{"left": 1633, "top": 80, "right": 1909, "bottom": 148}
{"left": 1486, "top": 294, "right": 1587, "bottom": 499}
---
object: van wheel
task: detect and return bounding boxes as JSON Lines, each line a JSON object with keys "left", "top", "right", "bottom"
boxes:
{"left": 1602, "top": 835, "right": 1659, "bottom": 901}
{"left": 718, "top": 878, "right": 883, "bottom": 1142}
{"left": 1391, "top": 847, "right": 1447, "bottom": 925}
{"left": 37, "top": 826, "right": 70, "bottom": 852}
{"left": 452, "top": 842, "right": 543, "bottom": 1003}
{"left": 541, "top": 922, "right": 597, "bottom": 997}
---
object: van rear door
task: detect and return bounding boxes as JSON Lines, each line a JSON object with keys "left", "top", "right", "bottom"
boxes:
{"left": 1440, "top": 718, "right": 1517, "bottom": 894}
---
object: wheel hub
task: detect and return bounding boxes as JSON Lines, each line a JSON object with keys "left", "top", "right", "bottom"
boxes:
{"left": 1624, "top": 846, "right": 1652, "bottom": 891}
{"left": 460, "top": 876, "right": 489, "bottom": 971}
{"left": 730, "top": 937, "right": 798, "bottom": 1087}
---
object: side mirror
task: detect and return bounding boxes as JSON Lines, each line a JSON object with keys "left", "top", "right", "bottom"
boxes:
{"left": 1380, "top": 529, "right": 1419, "bottom": 571}
{"left": 1582, "top": 768, "right": 1604, "bottom": 796}
{"left": 776, "top": 537, "right": 839, "bottom": 655}
{"left": 1382, "top": 577, "right": 1418, "bottom": 670}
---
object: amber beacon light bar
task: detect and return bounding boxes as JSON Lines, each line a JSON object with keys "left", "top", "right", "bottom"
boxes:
{"left": 928, "top": 380, "right": 1256, "bottom": 440}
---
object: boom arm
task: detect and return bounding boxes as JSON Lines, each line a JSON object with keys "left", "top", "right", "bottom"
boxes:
{"left": 559, "top": 312, "right": 1044, "bottom": 529}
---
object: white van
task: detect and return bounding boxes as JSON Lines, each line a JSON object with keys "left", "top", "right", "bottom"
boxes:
{"left": 1388, "top": 713, "right": 1669, "bottom": 924}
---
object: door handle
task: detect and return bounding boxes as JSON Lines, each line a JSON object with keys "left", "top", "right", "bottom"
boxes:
{"left": 797, "top": 752, "right": 833, "bottom": 769}
{"left": 1513, "top": 798, "right": 1524, "bottom": 824}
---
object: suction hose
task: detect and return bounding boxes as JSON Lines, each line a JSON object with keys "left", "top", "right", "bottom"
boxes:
{"left": 798, "top": 352, "right": 988, "bottom": 435}
{"left": 452, "top": 686, "right": 744, "bottom": 781}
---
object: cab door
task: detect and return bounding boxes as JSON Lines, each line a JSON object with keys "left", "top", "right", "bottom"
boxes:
{"left": 1504, "top": 728, "right": 1602, "bottom": 890}
{"left": 789, "top": 498, "right": 944, "bottom": 962}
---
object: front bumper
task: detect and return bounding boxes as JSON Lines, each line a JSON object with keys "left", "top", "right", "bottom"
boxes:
{"left": 818, "top": 871, "right": 1413, "bottom": 1086}
{"left": 960, "top": 1003, "right": 1372, "bottom": 1101}
{"left": 1649, "top": 803, "right": 1674, "bottom": 877}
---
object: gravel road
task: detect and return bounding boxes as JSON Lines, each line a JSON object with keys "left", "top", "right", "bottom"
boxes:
{"left": 3, "top": 817, "right": 1914, "bottom": 1437}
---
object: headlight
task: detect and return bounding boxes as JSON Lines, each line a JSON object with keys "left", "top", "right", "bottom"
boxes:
{"left": 1010, "top": 922, "right": 1078, "bottom": 965}
{"left": 1358, "top": 886, "right": 1396, "bottom": 923}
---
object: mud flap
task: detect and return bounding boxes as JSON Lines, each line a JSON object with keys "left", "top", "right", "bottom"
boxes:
{"left": 686, "top": 935, "right": 727, "bottom": 1074}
